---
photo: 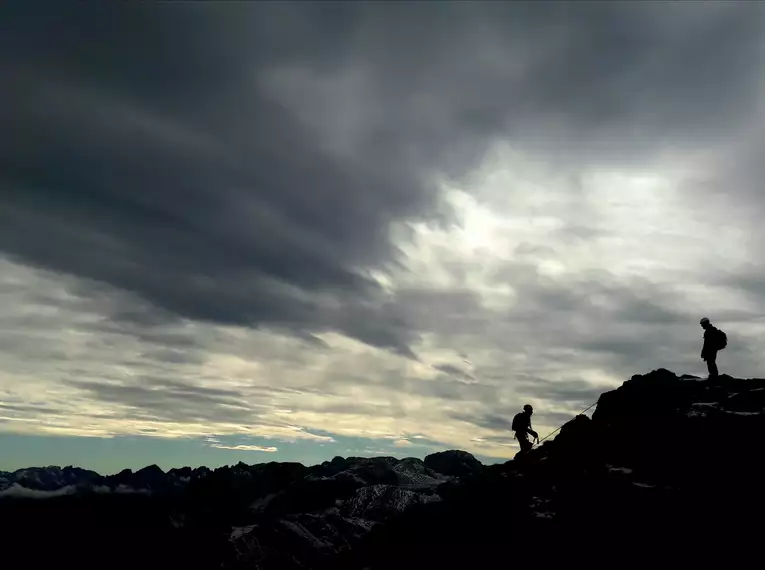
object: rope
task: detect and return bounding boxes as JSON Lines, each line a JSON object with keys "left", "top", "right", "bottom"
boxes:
{"left": 433, "top": 357, "right": 599, "bottom": 451}
{"left": 531, "top": 400, "right": 598, "bottom": 449}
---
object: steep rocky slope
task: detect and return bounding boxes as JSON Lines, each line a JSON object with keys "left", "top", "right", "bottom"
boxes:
{"left": 342, "top": 369, "right": 765, "bottom": 569}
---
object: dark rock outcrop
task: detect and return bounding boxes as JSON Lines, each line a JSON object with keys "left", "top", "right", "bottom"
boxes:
{"left": 345, "top": 369, "right": 765, "bottom": 569}
{"left": 423, "top": 450, "right": 483, "bottom": 478}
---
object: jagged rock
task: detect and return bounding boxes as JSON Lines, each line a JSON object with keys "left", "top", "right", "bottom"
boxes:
{"left": 423, "top": 450, "right": 483, "bottom": 478}
{"left": 0, "top": 465, "right": 102, "bottom": 491}
{"left": 313, "top": 456, "right": 352, "bottom": 477}
{"left": 256, "top": 476, "right": 362, "bottom": 519}
{"left": 392, "top": 458, "right": 446, "bottom": 487}
{"left": 341, "top": 484, "right": 441, "bottom": 519}
{"left": 225, "top": 513, "right": 374, "bottom": 570}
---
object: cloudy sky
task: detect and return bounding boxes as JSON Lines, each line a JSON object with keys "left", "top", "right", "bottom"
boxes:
{"left": 2, "top": 2, "right": 765, "bottom": 473}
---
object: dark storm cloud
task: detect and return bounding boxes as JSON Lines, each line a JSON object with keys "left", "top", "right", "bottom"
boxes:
{"left": 0, "top": 4, "right": 436, "bottom": 356}
{"left": 2, "top": 2, "right": 764, "bottom": 357}
{"left": 393, "top": 289, "right": 485, "bottom": 336}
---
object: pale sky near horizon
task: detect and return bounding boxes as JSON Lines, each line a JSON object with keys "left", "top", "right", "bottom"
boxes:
{"left": 2, "top": 3, "right": 765, "bottom": 474}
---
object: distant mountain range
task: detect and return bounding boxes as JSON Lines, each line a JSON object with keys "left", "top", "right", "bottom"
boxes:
{"left": 0, "top": 450, "right": 480, "bottom": 498}
{"left": 0, "top": 463, "right": 212, "bottom": 497}
{"left": 2, "top": 369, "right": 765, "bottom": 569}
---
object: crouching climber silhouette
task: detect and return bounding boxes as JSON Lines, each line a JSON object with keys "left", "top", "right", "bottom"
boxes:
{"left": 512, "top": 404, "right": 539, "bottom": 457}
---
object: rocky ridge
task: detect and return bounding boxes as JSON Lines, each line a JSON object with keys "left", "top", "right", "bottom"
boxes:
{"left": 2, "top": 369, "right": 764, "bottom": 569}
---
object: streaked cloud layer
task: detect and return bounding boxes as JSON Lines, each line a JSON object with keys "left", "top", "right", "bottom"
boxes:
{"left": 2, "top": 3, "right": 765, "bottom": 468}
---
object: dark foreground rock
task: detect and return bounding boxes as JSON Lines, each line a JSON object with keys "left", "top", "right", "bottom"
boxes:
{"left": 2, "top": 369, "right": 764, "bottom": 569}
{"left": 339, "top": 369, "right": 765, "bottom": 569}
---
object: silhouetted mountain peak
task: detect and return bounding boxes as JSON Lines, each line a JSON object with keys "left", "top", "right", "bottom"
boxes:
{"left": 423, "top": 450, "right": 483, "bottom": 478}
{"left": 136, "top": 464, "right": 164, "bottom": 475}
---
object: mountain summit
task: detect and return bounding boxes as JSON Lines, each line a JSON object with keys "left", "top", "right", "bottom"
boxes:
{"left": 347, "top": 369, "right": 765, "bottom": 569}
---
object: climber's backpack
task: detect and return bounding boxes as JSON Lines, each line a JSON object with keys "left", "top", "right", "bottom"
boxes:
{"left": 511, "top": 412, "right": 527, "bottom": 432}
{"left": 716, "top": 327, "right": 728, "bottom": 350}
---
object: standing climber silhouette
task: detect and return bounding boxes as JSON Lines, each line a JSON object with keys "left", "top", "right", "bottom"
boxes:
{"left": 512, "top": 404, "right": 539, "bottom": 457}
{"left": 700, "top": 317, "right": 727, "bottom": 379}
